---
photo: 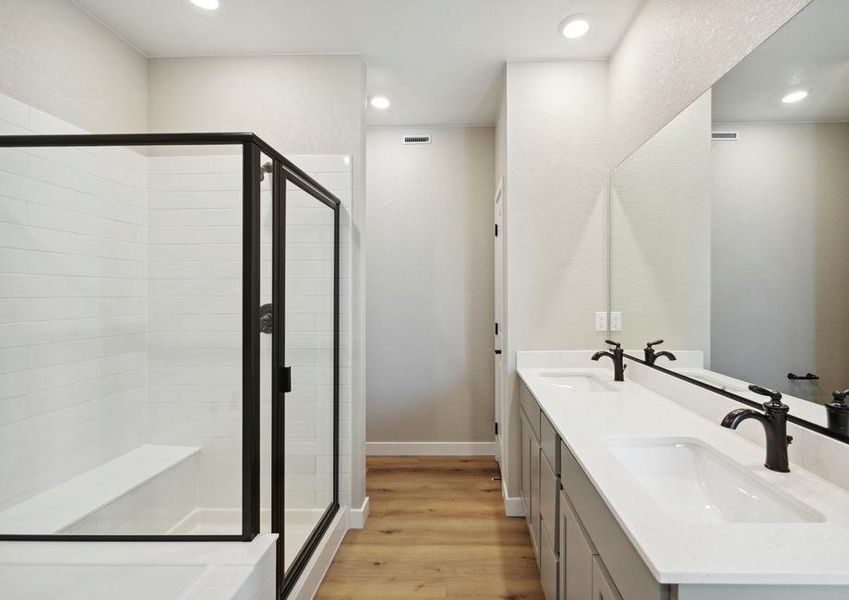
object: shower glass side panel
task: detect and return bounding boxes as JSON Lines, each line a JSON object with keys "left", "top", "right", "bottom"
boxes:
{"left": 0, "top": 135, "right": 263, "bottom": 541}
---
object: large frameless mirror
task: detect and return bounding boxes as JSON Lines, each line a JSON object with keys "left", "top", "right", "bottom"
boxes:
{"left": 610, "top": 0, "right": 849, "bottom": 442}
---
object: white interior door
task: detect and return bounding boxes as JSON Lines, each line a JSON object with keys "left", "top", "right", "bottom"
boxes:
{"left": 494, "top": 180, "right": 503, "bottom": 464}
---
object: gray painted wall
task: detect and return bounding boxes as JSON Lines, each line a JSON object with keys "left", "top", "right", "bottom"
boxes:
{"left": 366, "top": 126, "right": 495, "bottom": 443}
{"left": 501, "top": 61, "right": 610, "bottom": 498}
{"left": 0, "top": 0, "right": 148, "bottom": 133}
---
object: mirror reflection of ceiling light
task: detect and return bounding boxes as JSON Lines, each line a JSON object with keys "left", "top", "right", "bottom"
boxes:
{"left": 782, "top": 89, "right": 809, "bottom": 104}
{"left": 190, "top": 0, "right": 220, "bottom": 10}
{"left": 370, "top": 96, "right": 391, "bottom": 109}
{"left": 560, "top": 15, "right": 590, "bottom": 39}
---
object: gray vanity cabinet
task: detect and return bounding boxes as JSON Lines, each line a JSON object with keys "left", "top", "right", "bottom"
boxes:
{"left": 560, "top": 441, "right": 667, "bottom": 600}
{"left": 519, "top": 380, "right": 667, "bottom": 600}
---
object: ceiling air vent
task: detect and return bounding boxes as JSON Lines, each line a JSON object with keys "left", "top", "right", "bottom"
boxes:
{"left": 403, "top": 135, "right": 432, "bottom": 145}
{"left": 711, "top": 131, "right": 739, "bottom": 141}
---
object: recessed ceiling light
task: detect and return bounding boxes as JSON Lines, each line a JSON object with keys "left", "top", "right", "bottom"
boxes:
{"left": 190, "top": 0, "right": 220, "bottom": 10}
{"left": 560, "top": 15, "right": 590, "bottom": 39}
{"left": 782, "top": 89, "right": 809, "bottom": 104}
{"left": 370, "top": 96, "right": 391, "bottom": 110}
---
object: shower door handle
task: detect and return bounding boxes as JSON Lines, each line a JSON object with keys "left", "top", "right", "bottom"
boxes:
{"left": 280, "top": 366, "right": 292, "bottom": 393}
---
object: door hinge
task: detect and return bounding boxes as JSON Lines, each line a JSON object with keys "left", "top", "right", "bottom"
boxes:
{"left": 495, "top": 322, "right": 499, "bottom": 336}
{"left": 494, "top": 224, "right": 498, "bottom": 237}
{"left": 495, "top": 422, "right": 499, "bottom": 435}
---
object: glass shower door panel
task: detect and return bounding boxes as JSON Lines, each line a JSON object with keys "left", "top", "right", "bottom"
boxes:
{"left": 283, "top": 184, "right": 336, "bottom": 572}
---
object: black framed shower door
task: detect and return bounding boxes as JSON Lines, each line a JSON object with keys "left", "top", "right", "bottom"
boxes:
{"left": 270, "top": 154, "right": 341, "bottom": 598}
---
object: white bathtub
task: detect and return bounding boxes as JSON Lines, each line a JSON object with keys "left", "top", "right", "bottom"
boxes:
{"left": 168, "top": 507, "right": 325, "bottom": 571}
{"left": 0, "top": 564, "right": 206, "bottom": 600}
{"left": 0, "top": 535, "right": 276, "bottom": 600}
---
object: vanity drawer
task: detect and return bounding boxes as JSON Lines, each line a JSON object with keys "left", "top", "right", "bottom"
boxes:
{"left": 520, "top": 381, "right": 541, "bottom": 440}
{"left": 540, "top": 411, "right": 558, "bottom": 474}
{"left": 560, "top": 442, "right": 667, "bottom": 600}
{"left": 539, "top": 446, "right": 558, "bottom": 551}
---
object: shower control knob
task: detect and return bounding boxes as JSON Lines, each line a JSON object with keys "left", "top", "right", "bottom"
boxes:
{"left": 259, "top": 303, "right": 273, "bottom": 334}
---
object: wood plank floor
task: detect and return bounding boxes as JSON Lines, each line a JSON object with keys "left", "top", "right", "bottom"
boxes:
{"left": 316, "top": 456, "right": 544, "bottom": 599}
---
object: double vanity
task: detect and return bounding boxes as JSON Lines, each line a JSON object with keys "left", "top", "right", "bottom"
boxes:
{"left": 516, "top": 351, "right": 849, "bottom": 600}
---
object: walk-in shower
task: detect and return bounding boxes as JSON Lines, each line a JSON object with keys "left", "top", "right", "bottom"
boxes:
{"left": 0, "top": 132, "right": 341, "bottom": 598}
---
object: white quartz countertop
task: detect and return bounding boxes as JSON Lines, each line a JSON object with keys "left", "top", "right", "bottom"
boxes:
{"left": 517, "top": 362, "right": 849, "bottom": 585}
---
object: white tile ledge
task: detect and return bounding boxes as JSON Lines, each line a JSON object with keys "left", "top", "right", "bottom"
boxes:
{"left": 0, "top": 444, "right": 199, "bottom": 534}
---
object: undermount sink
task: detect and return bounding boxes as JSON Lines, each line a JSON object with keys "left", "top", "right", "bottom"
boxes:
{"left": 607, "top": 437, "right": 824, "bottom": 523}
{"left": 539, "top": 372, "right": 616, "bottom": 392}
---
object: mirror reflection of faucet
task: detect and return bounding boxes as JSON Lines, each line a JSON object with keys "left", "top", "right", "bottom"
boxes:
{"left": 826, "top": 390, "right": 849, "bottom": 436}
{"left": 643, "top": 339, "right": 677, "bottom": 366}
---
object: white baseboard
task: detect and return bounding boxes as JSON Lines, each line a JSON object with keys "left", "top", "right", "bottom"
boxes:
{"left": 348, "top": 496, "right": 369, "bottom": 529}
{"left": 289, "top": 508, "right": 348, "bottom": 600}
{"left": 366, "top": 441, "right": 496, "bottom": 456}
{"left": 502, "top": 479, "right": 524, "bottom": 517}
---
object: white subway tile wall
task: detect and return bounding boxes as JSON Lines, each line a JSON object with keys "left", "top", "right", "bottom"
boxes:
{"left": 146, "top": 152, "right": 245, "bottom": 524}
{"left": 0, "top": 92, "right": 353, "bottom": 537}
{"left": 0, "top": 94, "right": 148, "bottom": 513}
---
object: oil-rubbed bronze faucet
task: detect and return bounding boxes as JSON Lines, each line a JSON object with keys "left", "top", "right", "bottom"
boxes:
{"left": 643, "top": 339, "right": 677, "bottom": 366}
{"left": 592, "top": 340, "right": 626, "bottom": 382}
{"left": 721, "top": 385, "right": 792, "bottom": 472}
{"left": 826, "top": 390, "right": 849, "bottom": 436}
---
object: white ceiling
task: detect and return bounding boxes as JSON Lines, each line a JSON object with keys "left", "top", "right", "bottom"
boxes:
{"left": 72, "top": 0, "right": 643, "bottom": 126}
{"left": 712, "top": 0, "right": 849, "bottom": 123}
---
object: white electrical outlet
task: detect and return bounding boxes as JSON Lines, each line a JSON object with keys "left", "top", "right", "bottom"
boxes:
{"left": 610, "top": 312, "right": 622, "bottom": 332}
{"left": 594, "top": 311, "right": 608, "bottom": 332}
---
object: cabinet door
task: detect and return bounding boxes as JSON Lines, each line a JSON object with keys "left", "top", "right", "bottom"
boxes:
{"left": 539, "top": 451, "right": 557, "bottom": 550}
{"left": 521, "top": 417, "right": 531, "bottom": 518}
{"left": 559, "top": 491, "right": 594, "bottom": 600}
{"left": 530, "top": 440, "right": 541, "bottom": 555}
{"left": 592, "top": 556, "right": 623, "bottom": 600}
{"left": 540, "top": 530, "right": 558, "bottom": 600}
